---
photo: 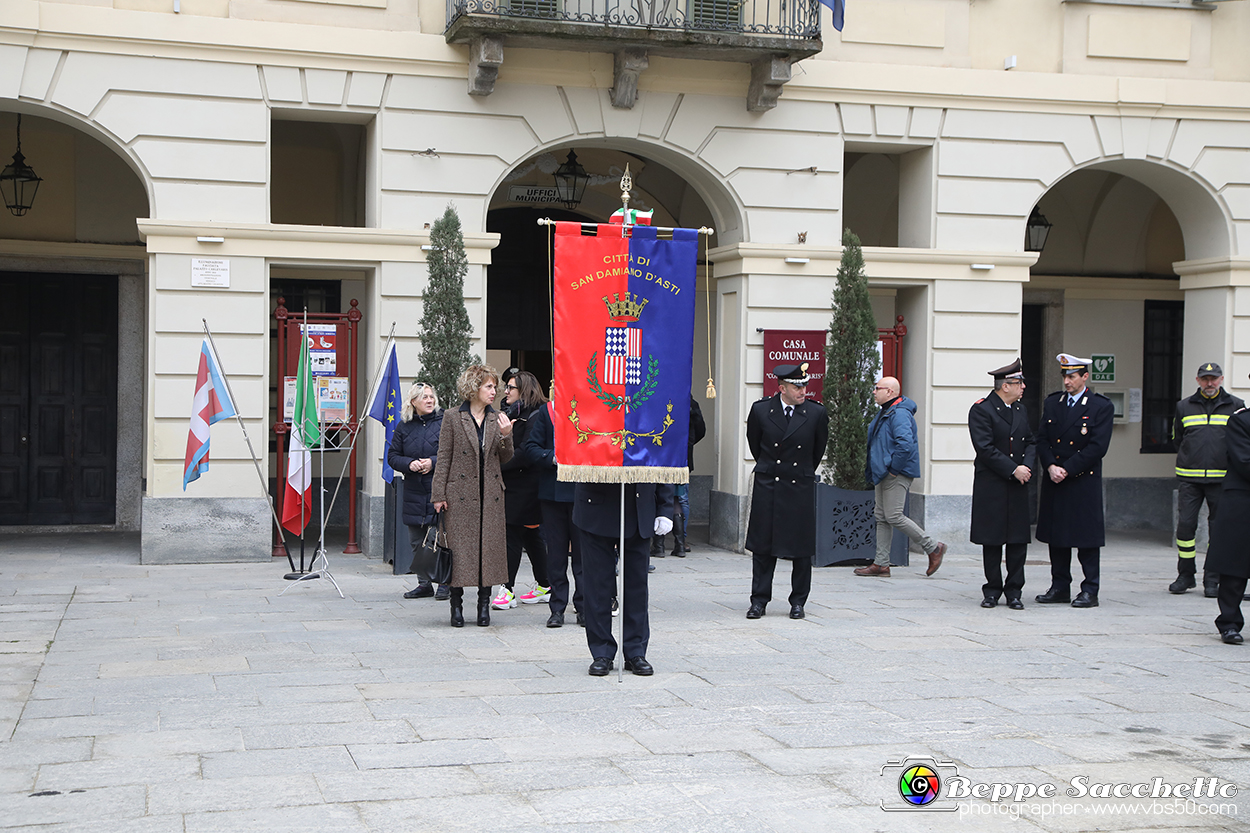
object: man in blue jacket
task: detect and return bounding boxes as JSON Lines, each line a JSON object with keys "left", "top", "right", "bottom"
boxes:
{"left": 854, "top": 376, "right": 948, "bottom": 578}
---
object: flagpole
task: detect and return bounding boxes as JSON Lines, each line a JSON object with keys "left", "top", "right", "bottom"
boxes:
{"left": 536, "top": 217, "right": 715, "bottom": 237}
{"left": 320, "top": 324, "right": 397, "bottom": 529}
{"left": 202, "top": 320, "right": 296, "bottom": 572}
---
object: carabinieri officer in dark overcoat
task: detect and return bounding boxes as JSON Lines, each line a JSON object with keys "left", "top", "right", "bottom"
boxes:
{"left": 1035, "top": 353, "right": 1115, "bottom": 608}
{"left": 744, "top": 363, "right": 829, "bottom": 620}
{"left": 968, "top": 358, "right": 1036, "bottom": 609}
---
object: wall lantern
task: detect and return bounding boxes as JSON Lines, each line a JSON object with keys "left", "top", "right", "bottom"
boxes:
{"left": 1025, "top": 206, "right": 1052, "bottom": 253}
{"left": 553, "top": 149, "right": 589, "bottom": 210}
{"left": 0, "top": 115, "right": 42, "bottom": 217}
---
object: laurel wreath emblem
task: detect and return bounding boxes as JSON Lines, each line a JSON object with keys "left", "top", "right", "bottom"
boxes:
{"left": 586, "top": 352, "right": 660, "bottom": 413}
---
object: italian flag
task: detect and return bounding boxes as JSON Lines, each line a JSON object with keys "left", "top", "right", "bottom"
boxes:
{"left": 281, "top": 326, "right": 321, "bottom": 535}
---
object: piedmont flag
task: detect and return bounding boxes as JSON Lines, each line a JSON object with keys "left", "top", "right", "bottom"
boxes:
{"left": 281, "top": 326, "right": 321, "bottom": 535}
{"left": 182, "top": 338, "right": 237, "bottom": 490}
{"left": 552, "top": 222, "right": 698, "bottom": 484}
{"left": 366, "top": 341, "right": 402, "bottom": 484}
{"left": 819, "top": 0, "right": 845, "bottom": 32}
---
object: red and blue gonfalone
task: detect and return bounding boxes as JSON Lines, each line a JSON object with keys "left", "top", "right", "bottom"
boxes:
{"left": 552, "top": 222, "right": 698, "bottom": 484}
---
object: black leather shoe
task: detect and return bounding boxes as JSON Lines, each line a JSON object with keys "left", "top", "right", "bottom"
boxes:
{"left": 624, "top": 656, "right": 654, "bottom": 676}
{"left": 746, "top": 603, "right": 765, "bottom": 619}
{"left": 449, "top": 605, "right": 464, "bottom": 628}
{"left": 980, "top": 597, "right": 997, "bottom": 608}
{"left": 671, "top": 549, "right": 686, "bottom": 558}
{"left": 404, "top": 584, "right": 434, "bottom": 599}
{"left": 1006, "top": 598, "right": 1024, "bottom": 610}
{"left": 789, "top": 605, "right": 805, "bottom": 620}
{"left": 1205, "top": 573, "right": 1220, "bottom": 598}
{"left": 1071, "top": 591, "right": 1099, "bottom": 608}
{"left": 588, "top": 657, "right": 613, "bottom": 676}
{"left": 477, "top": 600, "right": 491, "bottom": 626}
{"left": 1169, "top": 572, "right": 1196, "bottom": 594}
{"left": 1035, "top": 588, "right": 1070, "bottom": 604}
{"left": 546, "top": 612, "right": 564, "bottom": 628}
{"left": 1222, "top": 630, "right": 1244, "bottom": 645}
{"left": 434, "top": 585, "right": 450, "bottom": 601}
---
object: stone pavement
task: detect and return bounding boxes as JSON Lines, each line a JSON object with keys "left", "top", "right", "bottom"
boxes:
{"left": 2, "top": 530, "right": 1248, "bottom": 832}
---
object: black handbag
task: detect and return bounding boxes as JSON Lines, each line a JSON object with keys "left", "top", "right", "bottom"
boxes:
{"left": 418, "top": 514, "right": 454, "bottom": 585}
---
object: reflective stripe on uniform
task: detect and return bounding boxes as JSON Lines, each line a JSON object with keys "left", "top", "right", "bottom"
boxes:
{"left": 1181, "top": 414, "right": 1210, "bottom": 427}
{"left": 1210, "top": 415, "right": 1230, "bottom": 426}
{"left": 1176, "top": 467, "right": 1225, "bottom": 478}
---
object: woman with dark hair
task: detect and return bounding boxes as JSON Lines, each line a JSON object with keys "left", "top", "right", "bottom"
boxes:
{"left": 387, "top": 382, "right": 448, "bottom": 600}
{"left": 430, "top": 365, "right": 514, "bottom": 627}
{"left": 493, "top": 370, "right": 551, "bottom": 610}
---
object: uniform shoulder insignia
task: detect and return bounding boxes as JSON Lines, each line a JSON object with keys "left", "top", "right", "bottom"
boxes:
{"left": 1236, "top": 407, "right": 1248, "bottom": 415}
{"left": 1045, "top": 391, "right": 1064, "bottom": 399}
{"left": 974, "top": 398, "right": 984, "bottom": 404}
{"left": 1092, "top": 391, "right": 1111, "bottom": 400}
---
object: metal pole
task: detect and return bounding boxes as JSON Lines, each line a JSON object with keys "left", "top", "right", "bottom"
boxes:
{"left": 618, "top": 481, "right": 625, "bottom": 683}
{"left": 202, "top": 320, "right": 296, "bottom": 572}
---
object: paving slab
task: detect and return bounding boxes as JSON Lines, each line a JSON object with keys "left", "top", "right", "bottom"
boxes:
{"left": 0, "top": 530, "right": 1247, "bottom": 830}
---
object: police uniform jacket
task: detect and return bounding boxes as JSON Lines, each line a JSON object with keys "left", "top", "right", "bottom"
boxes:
{"left": 744, "top": 394, "right": 829, "bottom": 560}
{"left": 968, "top": 391, "right": 1036, "bottom": 546}
{"left": 1174, "top": 388, "right": 1245, "bottom": 482}
{"left": 1035, "top": 389, "right": 1114, "bottom": 549}
{"left": 573, "top": 482, "right": 674, "bottom": 540}
{"left": 1206, "top": 408, "right": 1250, "bottom": 579}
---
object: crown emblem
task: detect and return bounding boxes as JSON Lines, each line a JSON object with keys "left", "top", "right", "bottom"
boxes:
{"left": 602, "top": 292, "right": 648, "bottom": 322}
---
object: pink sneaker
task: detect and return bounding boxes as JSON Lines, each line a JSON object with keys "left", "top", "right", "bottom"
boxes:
{"left": 490, "top": 588, "right": 517, "bottom": 610}
{"left": 518, "top": 585, "right": 551, "bottom": 604}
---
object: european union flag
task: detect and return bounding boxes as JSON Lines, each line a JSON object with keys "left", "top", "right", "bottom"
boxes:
{"left": 367, "top": 341, "right": 402, "bottom": 483}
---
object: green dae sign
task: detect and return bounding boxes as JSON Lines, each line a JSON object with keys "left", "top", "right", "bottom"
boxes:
{"left": 1091, "top": 354, "right": 1115, "bottom": 383}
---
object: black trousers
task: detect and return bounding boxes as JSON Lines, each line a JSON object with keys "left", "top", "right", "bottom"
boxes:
{"left": 581, "top": 528, "right": 649, "bottom": 661}
{"left": 505, "top": 523, "right": 549, "bottom": 589}
{"left": 1216, "top": 574, "right": 1248, "bottom": 634}
{"left": 1177, "top": 480, "right": 1222, "bottom": 567}
{"left": 982, "top": 543, "right": 1027, "bottom": 601}
{"left": 749, "top": 553, "right": 812, "bottom": 608}
{"left": 540, "top": 499, "right": 583, "bottom": 616}
{"left": 1048, "top": 545, "right": 1100, "bottom": 597}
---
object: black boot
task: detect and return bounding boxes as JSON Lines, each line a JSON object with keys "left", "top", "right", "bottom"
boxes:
{"left": 477, "top": 586, "right": 491, "bottom": 626}
{"left": 650, "top": 536, "right": 665, "bottom": 558}
{"left": 1204, "top": 570, "right": 1220, "bottom": 598}
{"left": 449, "top": 587, "right": 464, "bottom": 628}
{"left": 1169, "top": 558, "right": 1197, "bottom": 594}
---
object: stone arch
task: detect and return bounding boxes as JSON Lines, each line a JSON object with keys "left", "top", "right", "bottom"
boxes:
{"left": 1030, "top": 157, "right": 1231, "bottom": 270}
{"left": 0, "top": 100, "right": 152, "bottom": 241}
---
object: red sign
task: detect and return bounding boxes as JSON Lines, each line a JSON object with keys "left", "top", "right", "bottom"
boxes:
{"left": 763, "top": 329, "right": 827, "bottom": 403}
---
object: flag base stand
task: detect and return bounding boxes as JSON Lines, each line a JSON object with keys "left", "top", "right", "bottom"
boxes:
{"left": 278, "top": 547, "right": 344, "bottom": 598}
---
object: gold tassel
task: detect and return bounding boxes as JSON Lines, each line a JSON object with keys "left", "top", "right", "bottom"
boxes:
{"left": 557, "top": 465, "right": 690, "bottom": 485}
{"left": 705, "top": 378, "right": 717, "bottom": 399}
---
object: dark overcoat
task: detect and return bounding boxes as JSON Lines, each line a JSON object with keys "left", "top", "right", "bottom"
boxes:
{"left": 501, "top": 401, "right": 542, "bottom": 525}
{"left": 429, "top": 403, "right": 513, "bottom": 588}
{"left": 744, "top": 394, "right": 829, "bottom": 560}
{"left": 387, "top": 409, "right": 442, "bottom": 526}
{"left": 968, "top": 391, "right": 1036, "bottom": 546}
{"left": 573, "top": 482, "right": 674, "bottom": 539}
{"left": 1205, "top": 409, "right": 1250, "bottom": 578}
{"left": 1035, "top": 389, "right": 1114, "bottom": 548}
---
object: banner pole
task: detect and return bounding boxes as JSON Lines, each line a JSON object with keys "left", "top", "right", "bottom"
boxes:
{"left": 618, "top": 481, "right": 625, "bottom": 683}
{"left": 202, "top": 320, "right": 296, "bottom": 572}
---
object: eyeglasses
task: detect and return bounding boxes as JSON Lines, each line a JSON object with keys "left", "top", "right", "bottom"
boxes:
{"left": 505, "top": 384, "right": 519, "bottom": 391}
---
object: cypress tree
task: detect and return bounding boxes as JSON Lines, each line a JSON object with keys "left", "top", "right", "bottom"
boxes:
{"left": 823, "top": 229, "right": 880, "bottom": 490}
{"left": 417, "top": 204, "right": 480, "bottom": 406}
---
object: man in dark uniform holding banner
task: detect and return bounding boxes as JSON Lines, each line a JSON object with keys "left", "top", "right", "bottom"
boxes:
{"left": 968, "top": 359, "right": 1035, "bottom": 609}
{"left": 745, "top": 363, "right": 828, "bottom": 620}
{"left": 574, "top": 482, "right": 674, "bottom": 676}
{"left": 1035, "top": 353, "right": 1115, "bottom": 608}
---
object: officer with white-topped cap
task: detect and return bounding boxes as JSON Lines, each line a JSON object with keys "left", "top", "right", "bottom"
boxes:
{"left": 1035, "top": 353, "right": 1115, "bottom": 608}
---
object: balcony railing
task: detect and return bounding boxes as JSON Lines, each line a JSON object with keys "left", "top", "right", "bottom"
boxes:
{"left": 447, "top": 0, "right": 821, "bottom": 41}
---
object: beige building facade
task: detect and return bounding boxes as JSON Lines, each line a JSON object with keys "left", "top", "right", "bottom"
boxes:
{"left": 0, "top": 0, "right": 1247, "bottom": 560}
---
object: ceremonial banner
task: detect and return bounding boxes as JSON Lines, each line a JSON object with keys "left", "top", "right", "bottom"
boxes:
{"left": 552, "top": 222, "right": 698, "bottom": 484}
{"left": 182, "top": 338, "right": 237, "bottom": 490}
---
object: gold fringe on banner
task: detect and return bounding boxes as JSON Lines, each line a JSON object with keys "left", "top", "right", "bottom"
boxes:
{"left": 557, "top": 465, "right": 690, "bottom": 485}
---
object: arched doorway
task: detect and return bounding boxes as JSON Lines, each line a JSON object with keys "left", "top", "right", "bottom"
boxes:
{"left": 0, "top": 109, "right": 149, "bottom": 528}
{"left": 1023, "top": 160, "right": 1226, "bottom": 535}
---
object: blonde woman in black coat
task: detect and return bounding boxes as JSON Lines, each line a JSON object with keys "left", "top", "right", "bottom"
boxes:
{"left": 388, "top": 382, "right": 447, "bottom": 600}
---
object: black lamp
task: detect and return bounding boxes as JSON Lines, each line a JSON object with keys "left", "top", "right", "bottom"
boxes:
{"left": 1025, "top": 206, "right": 1052, "bottom": 253}
{"left": 0, "top": 115, "right": 42, "bottom": 217}
{"left": 553, "top": 149, "right": 589, "bottom": 210}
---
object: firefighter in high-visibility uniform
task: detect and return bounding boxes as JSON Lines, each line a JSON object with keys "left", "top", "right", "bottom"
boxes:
{"left": 1171, "top": 362, "right": 1245, "bottom": 596}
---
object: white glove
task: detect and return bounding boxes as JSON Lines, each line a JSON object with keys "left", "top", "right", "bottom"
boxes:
{"left": 653, "top": 516, "right": 673, "bottom": 537}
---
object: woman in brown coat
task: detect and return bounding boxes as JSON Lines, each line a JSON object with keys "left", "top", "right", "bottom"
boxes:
{"left": 431, "top": 365, "right": 514, "bottom": 627}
